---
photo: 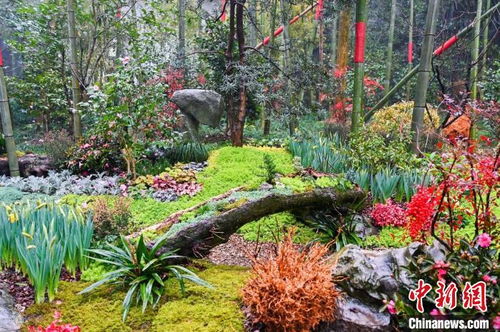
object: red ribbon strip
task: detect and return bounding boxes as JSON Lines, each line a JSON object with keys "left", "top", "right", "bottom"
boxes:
{"left": 274, "top": 26, "right": 284, "bottom": 37}
{"left": 0, "top": 47, "right": 3, "bottom": 67}
{"left": 407, "top": 42, "right": 413, "bottom": 63}
{"left": 220, "top": 0, "right": 227, "bottom": 22}
{"left": 290, "top": 15, "right": 300, "bottom": 24}
{"left": 315, "top": 0, "right": 324, "bottom": 20}
{"left": 354, "top": 22, "right": 366, "bottom": 63}
{"left": 433, "top": 35, "right": 458, "bottom": 56}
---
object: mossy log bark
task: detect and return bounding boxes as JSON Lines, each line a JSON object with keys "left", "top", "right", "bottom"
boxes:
{"left": 162, "top": 188, "right": 367, "bottom": 257}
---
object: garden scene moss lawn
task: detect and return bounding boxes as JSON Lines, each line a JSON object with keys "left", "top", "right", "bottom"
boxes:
{"left": 0, "top": 1, "right": 498, "bottom": 329}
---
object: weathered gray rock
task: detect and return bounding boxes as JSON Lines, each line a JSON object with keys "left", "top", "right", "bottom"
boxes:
{"left": 0, "top": 287, "right": 22, "bottom": 332}
{"left": 171, "top": 89, "right": 224, "bottom": 141}
{"left": 318, "top": 296, "right": 393, "bottom": 332}
{"left": 352, "top": 215, "right": 379, "bottom": 239}
{"left": 332, "top": 242, "right": 443, "bottom": 304}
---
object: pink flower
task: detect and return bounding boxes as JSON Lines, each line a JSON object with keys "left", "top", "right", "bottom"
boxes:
{"left": 493, "top": 315, "right": 500, "bottom": 330}
{"left": 430, "top": 309, "right": 440, "bottom": 317}
{"left": 437, "top": 269, "right": 447, "bottom": 280}
{"left": 386, "top": 300, "right": 397, "bottom": 314}
{"left": 433, "top": 261, "right": 450, "bottom": 269}
{"left": 483, "top": 275, "right": 492, "bottom": 283}
{"left": 121, "top": 56, "right": 130, "bottom": 65}
{"left": 477, "top": 233, "right": 492, "bottom": 248}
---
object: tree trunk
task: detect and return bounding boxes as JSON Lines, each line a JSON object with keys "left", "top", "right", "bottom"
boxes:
{"left": 406, "top": 0, "right": 414, "bottom": 100}
{"left": 228, "top": 0, "right": 247, "bottom": 147}
{"left": 67, "top": 0, "right": 82, "bottom": 139}
{"left": 261, "top": 0, "right": 279, "bottom": 136}
{"left": 225, "top": 0, "right": 236, "bottom": 140}
{"left": 384, "top": 0, "right": 397, "bottom": 93}
{"left": 470, "top": 0, "right": 482, "bottom": 100}
{"left": 327, "top": 6, "right": 351, "bottom": 124}
{"left": 161, "top": 188, "right": 367, "bottom": 257}
{"left": 410, "top": 0, "right": 440, "bottom": 154}
{"left": 351, "top": 0, "right": 367, "bottom": 134}
{"left": 178, "top": 0, "right": 186, "bottom": 69}
{"left": 0, "top": 65, "right": 20, "bottom": 177}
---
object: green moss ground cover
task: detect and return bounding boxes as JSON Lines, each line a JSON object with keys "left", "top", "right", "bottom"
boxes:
{"left": 24, "top": 263, "right": 249, "bottom": 332}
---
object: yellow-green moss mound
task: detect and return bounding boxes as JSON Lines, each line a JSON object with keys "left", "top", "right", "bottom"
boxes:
{"left": 24, "top": 263, "right": 249, "bottom": 332}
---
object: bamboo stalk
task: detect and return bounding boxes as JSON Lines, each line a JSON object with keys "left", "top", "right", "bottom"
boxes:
{"left": 406, "top": 0, "right": 414, "bottom": 100}
{"left": 0, "top": 64, "right": 20, "bottom": 177}
{"left": 480, "top": 0, "right": 491, "bottom": 82}
{"left": 470, "top": 0, "right": 482, "bottom": 100}
{"left": 410, "top": 0, "right": 441, "bottom": 153}
{"left": 384, "top": 0, "right": 397, "bottom": 93}
{"left": 351, "top": 0, "right": 368, "bottom": 133}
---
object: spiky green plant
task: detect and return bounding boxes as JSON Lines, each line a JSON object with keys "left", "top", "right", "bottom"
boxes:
{"left": 80, "top": 233, "right": 212, "bottom": 321}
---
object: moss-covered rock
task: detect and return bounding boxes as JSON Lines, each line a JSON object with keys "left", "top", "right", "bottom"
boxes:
{"left": 23, "top": 263, "right": 249, "bottom": 332}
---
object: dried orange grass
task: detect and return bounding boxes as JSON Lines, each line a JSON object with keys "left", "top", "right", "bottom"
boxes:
{"left": 242, "top": 230, "right": 339, "bottom": 332}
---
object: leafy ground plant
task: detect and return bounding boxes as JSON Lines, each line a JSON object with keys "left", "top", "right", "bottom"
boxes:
{"left": 80, "top": 233, "right": 212, "bottom": 321}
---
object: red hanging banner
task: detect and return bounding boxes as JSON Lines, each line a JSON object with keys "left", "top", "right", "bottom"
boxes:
{"left": 220, "top": 0, "right": 227, "bottom": 22}
{"left": 407, "top": 42, "right": 413, "bottom": 63}
{"left": 0, "top": 48, "right": 3, "bottom": 67}
{"left": 354, "top": 22, "right": 366, "bottom": 63}
{"left": 315, "top": 0, "right": 324, "bottom": 20}
{"left": 433, "top": 35, "right": 458, "bottom": 56}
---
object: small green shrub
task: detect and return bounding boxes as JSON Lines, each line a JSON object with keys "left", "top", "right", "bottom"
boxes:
{"left": 91, "top": 197, "right": 132, "bottom": 241}
{"left": 261, "top": 154, "right": 277, "bottom": 184}
{"left": 0, "top": 186, "right": 26, "bottom": 203}
{"left": 42, "top": 129, "right": 74, "bottom": 169}
{"left": 166, "top": 143, "right": 209, "bottom": 164}
{"left": 364, "top": 227, "right": 412, "bottom": 248}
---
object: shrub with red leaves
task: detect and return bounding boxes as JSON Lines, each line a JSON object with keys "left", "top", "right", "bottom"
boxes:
{"left": 370, "top": 199, "right": 407, "bottom": 227}
{"left": 28, "top": 311, "right": 80, "bottom": 332}
{"left": 242, "top": 230, "right": 339, "bottom": 332}
{"left": 406, "top": 186, "right": 440, "bottom": 241}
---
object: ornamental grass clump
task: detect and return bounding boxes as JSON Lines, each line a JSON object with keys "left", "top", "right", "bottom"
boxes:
{"left": 242, "top": 230, "right": 339, "bottom": 331}
{"left": 0, "top": 203, "right": 93, "bottom": 303}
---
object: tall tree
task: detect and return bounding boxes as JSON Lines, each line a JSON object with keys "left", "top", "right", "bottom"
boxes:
{"left": 178, "top": 0, "right": 186, "bottom": 69}
{"left": 0, "top": 51, "right": 20, "bottom": 176}
{"left": 406, "top": 0, "right": 414, "bottom": 100}
{"left": 351, "top": 0, "right": 367, "bottom": 133}
{"left": 470, "top": 0, "right": 482, "bottom": 100}
{"left": 410, "top": 0, "right": 441, "bottom": 153}
{"left": 225, "top": 0, "right": 247, "bottom": 146}
{"left": 384, "top": 0, "right": 397, "bottom": 93}
{"left": 67, "top": 0, "right": 82, "bottom": 139}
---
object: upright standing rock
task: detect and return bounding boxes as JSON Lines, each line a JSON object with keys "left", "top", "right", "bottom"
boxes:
{"left": 171, "top": 89, "right": 224, "bottom": 141}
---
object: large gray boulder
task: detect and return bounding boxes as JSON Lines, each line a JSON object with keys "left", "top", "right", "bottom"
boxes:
{"left": 332, "top": 241, "right": 448, "bottom": 303}
{"left": 171, "top": 89, "right": 224, "bottom": 141}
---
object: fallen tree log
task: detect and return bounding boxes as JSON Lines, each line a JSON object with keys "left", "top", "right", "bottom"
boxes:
{"left": 161, "top": 188, "right": 367, "bottom": 257}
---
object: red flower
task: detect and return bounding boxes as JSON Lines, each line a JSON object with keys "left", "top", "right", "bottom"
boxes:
{"left": 406, "top": 186, "right": 440, "bottom": 241}
{"left": 370, "top": 200, "right": 407, "bottom": 227}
